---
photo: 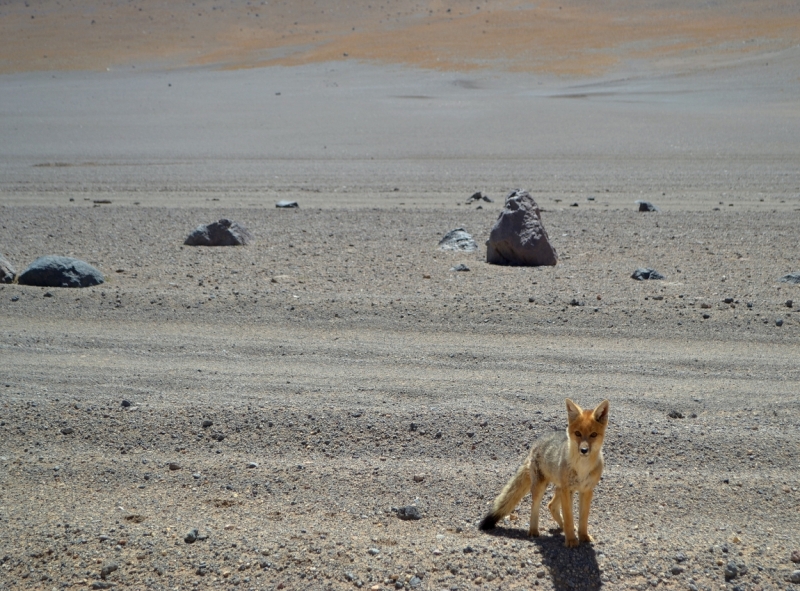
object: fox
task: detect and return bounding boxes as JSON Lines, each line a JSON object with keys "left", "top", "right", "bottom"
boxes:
{"left": 479, "top": 398, "right": 610, "bottom": 547}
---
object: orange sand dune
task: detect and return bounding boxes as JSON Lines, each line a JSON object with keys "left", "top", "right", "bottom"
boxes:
{"left": 1, "top": 0, "right": 799, "bottom": 75}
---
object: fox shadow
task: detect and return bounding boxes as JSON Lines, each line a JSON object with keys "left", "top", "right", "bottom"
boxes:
{"left": 481, "top": 526, "right": 602, "bottom": 591}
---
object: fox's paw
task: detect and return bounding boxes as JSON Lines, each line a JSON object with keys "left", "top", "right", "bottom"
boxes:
{"left": 579, "top": 533, "right": 594, "bottom": 543}
{"left": 564, "top": 537, "right": 579, "bottom": 548}
{"left": 528, "top": 527, "right": 540, "bottom": 537}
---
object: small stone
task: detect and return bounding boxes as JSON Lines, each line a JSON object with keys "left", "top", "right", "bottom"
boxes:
{"left": 202, "top": 420, "right": 213, "bottom": 428}
{"left": 91, "top": 582, "right": 113, "bottom": 590}
{"left": 775, "top": 318, "right": 784, "bottom": 327}
{"left": 789, "top": 570, "right": 800, "bottom": 584}
{"left": 121, "top": 400, "right": 131, "bottom": 408}
{"left": 668, "top": 410, "right": 684, "bottom": 419}
{"left": 43, "top": 291, "right": 53, "bottom": 298}
{"left": 450, "top": 263, "right": 470, "bottom": 272}
{"left": 724, "top": 562, "right": 738, "bottom": 580}
{"left": 778, "top": 272, "right": 800, "bottom": 284}
{"left": 413, "top": 474, "right": 425, "bottom": 482}
{"left": 275, "top": 200, "right": 299, "bottom": 208}
{"left": 631, "top": 268, "right": 665, "bottom": 281}
{"left": 345, "top": 572, "right": 356, "bottom": 582}
{"left": 636, "top": 200, "right": 660, "bottom": 212}
{"left": 675, "top": 552, "right": 687, "bottom": 563}
{"left": 192, "top": 473, "right": 201, "bottom": 479}
{"left": 168, "top": 462, "right": 181, "bottom": 471}
{"left": 463, "top": 546, "right": 474, "bottom": 553}
{"left": 439, "top": 228, "right": 478, "bottom": 252}
{"left": 408, "top": 576, "right": 422, "bottom": 588}
{"left": 247, "top": 462, "right": 259, "bottom": 469}
{"left": 61, "top": 427, "right": 74, "bottom": 435}
{"left": 396, "top": 506, "right": 422, "bottom": 520}
{"left": 184, "top": 529, "right": 199, "bottom": 544}
{"left": 10, "top": 295, "right": 19, "bottom": 302}
{"left": 791, "top": 549, "right": 800, "bottom": 562}
{"left": 671, "top": 565, "right": 685, "bottom": 575}
{"left": 100, "top": 562, "right": 119, "bottom": 579}
{"left": 786, "top": 299, "right": 794, "bottom": 308}
{"left": 702, "top": 313, "right": 711, "bottom": 319}
{"left": 368, "top": 547, "right": 380, "bottom": 556}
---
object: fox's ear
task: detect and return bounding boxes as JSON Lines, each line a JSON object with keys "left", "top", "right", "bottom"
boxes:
{"left": 565, "top": 398, "right": 582, "bottom": 423}
{"left": 593, "top": 399, "right": 610, "bottom": 425}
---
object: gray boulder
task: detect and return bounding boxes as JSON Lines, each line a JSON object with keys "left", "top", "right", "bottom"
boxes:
{"left": 778, "top": 272, "right": 800, "bottom": 284}
{"left": 0, "top": 253, "right": 15, "bottom": 283}
{"left": 17, "top": 256, "right": 104, "bottom": 288}
{"left": 184, "top": 219, "right": 252, "bottom": 246}
{"left": 486, "top": 190, "right": 557, "bottom": 266}
{"left": 438, "top": 228, "right": 477, "bottom": 252}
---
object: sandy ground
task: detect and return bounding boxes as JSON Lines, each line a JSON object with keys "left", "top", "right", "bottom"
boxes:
{"left": 2, "top": 1, "right": 800, "bottom": 590}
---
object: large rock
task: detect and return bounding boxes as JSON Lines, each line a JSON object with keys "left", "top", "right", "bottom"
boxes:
{"left": 486, "top": 190, "right": 557, "bottom": 266}
{"left": 17, "top": 256, "right": 104, "bottom": 288}
{"left": 0, "top": 253, "right": 15, "bottom": 283}
{"left": 438, "top": 228, "right": 477, "bottom": 252}
{"left": 778, "top": 272, "right": 800, "bottom": 284}
{"left": 184, "top": 219, "right": 252, "bottom": 246}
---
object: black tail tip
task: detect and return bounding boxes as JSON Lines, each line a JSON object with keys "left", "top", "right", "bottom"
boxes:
{"left": 479, "top": 513, "right": 499, "bottom": 531}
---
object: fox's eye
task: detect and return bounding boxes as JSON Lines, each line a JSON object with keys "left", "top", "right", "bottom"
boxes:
{"left": 590, "top": 432, "right": 597, "bottom": 438}
{"left": 574, "top": 431, "right": 581, "bottom": 438}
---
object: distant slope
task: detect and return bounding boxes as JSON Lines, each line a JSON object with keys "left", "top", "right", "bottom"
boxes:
{"left": 1, "top": 0, "right": 799, "bottom": 75}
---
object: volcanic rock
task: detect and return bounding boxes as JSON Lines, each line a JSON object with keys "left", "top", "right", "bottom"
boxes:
{"left": 184, "top": 219, "right": 252, "bottom": 246}
{"left": 17, "top": 256, "right": 104, "bottom": 288}
{"left": 438, "top": 228, "right": 477, "bottom": 252}
{"left": 486, "top": 190, "right": 557, "bottom": 266}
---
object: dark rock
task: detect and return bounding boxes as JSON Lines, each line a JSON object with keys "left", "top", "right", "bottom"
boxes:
{"left": 91, "top": 582, "right": 113, "bottom": 590}
{"left": 636, "top": 200, "right": 660, "bottom": 212}
{"left": 17, "top": 256, "right": 104, "bottom": 288}
{"left": 667, "top": 410, "right": 684, "bottom": 419}
{"left": 674, "top": 552, "right": 687, "bottom": 563}
{"left": 670, "top": 565, "right": 685, "bottom": 575}
{"left": 396, "top": 506, "right": 422, "bottom": 520}
{"left": 724, "top": 562, "right": 738, "bottom": 580}
{"left": 168, "top": 462, "right": 181, "bottom": 471}
{"left": 184, "top": 219, "right": 252, "bottom": 246}
{"left": 275, "top": 200, "right": 299, "bottom": 208}
{"left": 466, "top": 191, "right": 493, "bottom": 204}
{"left": 100, "top": 562, "right": 119, "bottom": 579}
{"left": 184, "top": 529, "right": 199, "bottom": 544}
{"left": 43, "top": 291, "right": 53, "bottom": 297}
{"left": 0, "top": 253, "right": 16, "bottom": 284}
{"left": 631, "top": 268, "right": 665, "bottom": 281}
{"left": 202, "top": 420, "right": 213, "bottom": 428}
{"left": 61, "top": 427, "right": 74, "bottom": 435}
{"left": 486, "top": 190, "right": 557, "bottom": 266}
{"left": 439, "top": 228, "right": 478, "bottom": 252}
{"left": 450, "top": 263, "right": 470, "bottom": 272}
{"left": 778, "top": 272, "right": 800, "bottom": 284}
{"left": 121, "top": 400, "right": 131, "bottom": 408}
{"left": 791, "top": 549, "right": 800, "bottom": 563}
{"left": 790, "top": 570, "right": 800, "bottom": 584}
{"left": 776, "top": 318, "right": 784, "bottom": 327}
{"left": 786, "top": 300, "right": 793, "bottom": 308}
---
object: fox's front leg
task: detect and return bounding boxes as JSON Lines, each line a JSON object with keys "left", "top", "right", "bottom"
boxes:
{"left": 559, "top": 487, "right": 578, "bottom": 547}
{"left": 578, "top": 489, "right": 594, "bottom": 543}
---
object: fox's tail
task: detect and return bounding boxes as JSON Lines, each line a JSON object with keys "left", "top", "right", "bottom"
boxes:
{"left": 479, "top": 461, "right": 532, "bottom": 531}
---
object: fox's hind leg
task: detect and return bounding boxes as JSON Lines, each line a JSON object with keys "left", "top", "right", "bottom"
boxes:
{"left": 528, "top": 475, "right": 547, "bottom": 537}
{"left": 547, "top": 489, "right": 564, "bottom": 530}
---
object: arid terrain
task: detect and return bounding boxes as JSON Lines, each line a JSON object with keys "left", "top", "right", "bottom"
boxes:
{"left": 1, "top": 1, "right": 800, "bottom": 590}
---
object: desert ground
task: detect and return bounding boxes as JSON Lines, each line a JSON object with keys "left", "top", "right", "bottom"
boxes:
{"left": 1, "top": 1, "right": 800, "bottom": 590}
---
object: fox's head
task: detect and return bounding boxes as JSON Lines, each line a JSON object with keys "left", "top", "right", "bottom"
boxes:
{"left": 565, "top": 398, "right": 609, "bottom": 459}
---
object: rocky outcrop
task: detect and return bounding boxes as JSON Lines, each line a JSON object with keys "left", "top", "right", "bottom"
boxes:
{"left": 184, "top": 219, "right": 252, "bottom": 246}
{"left": 17, "top": 256, "right": 104, "bottom": 288}
{"left": 438, "top": 228, "right": 478, "bottom": 252}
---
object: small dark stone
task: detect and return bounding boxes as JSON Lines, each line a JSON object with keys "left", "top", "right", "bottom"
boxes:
{"left": 674, "top": 552, "right": 687, "bottom": 563}
{"left": 631, "top": 268, "right": 665, "bottom": 281}
{"left": 775, "top": 318, "right": 784, "bottom": 327}
{"left": 786, "top": 300, "right": 793, "bottom": 308}
{"left": 724, "top": 297, "right": 734, "bottom": 304}
{"left": 450, "top": 263, "right": 470, "bottom": 272}
{"left": 275, "top": 200, "right": 299, "bottom": 208}
{"left": 100, "top": 562, "right": 119, "bottom": 579}
{"left": 791, "top": 549, "right": 800, "bottom": 563}
{"left": 463, "top": 546, "right": 474, "bottom": 553}
{"left": 789, "top": 570, "right": 800, "bottom": 584}
{"left": 61, "top": 427, "right": 74, "bottom": 435}
{"left": 184, "top": 529, "right": 199, "bottom": 544}
{"left": 636, "top": 200, "right": 659, "bottom": 212}
{"left": 201, "top": 420, "right": 213, "bottom": 428}
{"left": 397, "top": 506, "right": 422, "bottom": 520}
{"left": 121, "top": 400, "right": 131, "bottom": 408}
{"left": 724, "top": 562, "right": 738, "bottom": 580}
{"left": 670, "top": 565, "right": 685, "bottom": 575}
{"left": 168, "top": 462, "right": 181, "bottom": 471}
{"left": 10, "top": 295, "right": 19, "bottom": 302}
{"left": 184, "top": 219, "right": 252, "bottom": 246}
{"left": 702, "top": 313, "right": 711, "bottom": 319}
{"left": 668, "top": 410, "right": 684, "bottom": 419}
{"left": 91, "top": 582, "right": 113, "bottom": 590}
{"left": 43, "top": 291, "right": 53, "bottom": 298}
{"left": 409, "top": 423, "right": 418, "bottom": 431}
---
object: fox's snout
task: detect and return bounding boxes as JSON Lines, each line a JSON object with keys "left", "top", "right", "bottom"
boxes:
{"left": 579, "top": 444, "right": 590, "bottom": 455}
